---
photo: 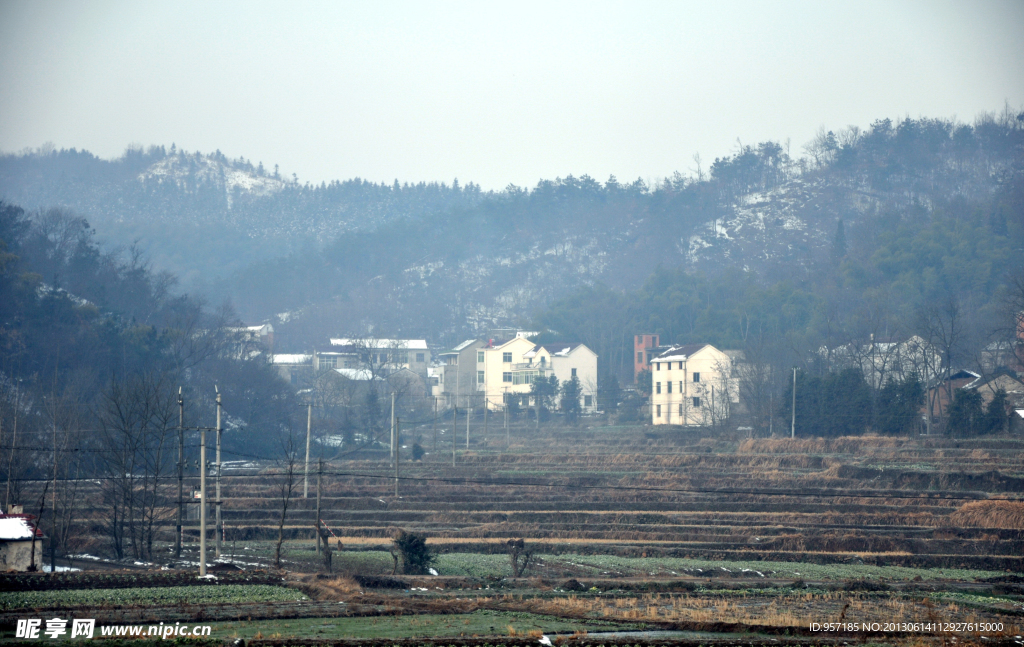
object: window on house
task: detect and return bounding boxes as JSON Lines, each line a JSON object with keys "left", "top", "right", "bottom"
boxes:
{"left": 584, "top": 395, "right": 592, "bottom": 407}
{"left": 503, "top": 352, "right": 512, "bottom": 363}
{"left": 667, "top": 381, "right": 672, "bottom": 394}
{"left": 693, "top": 397, "right": 701, "bottom": 408}
{"left": 571, "top": 368, "right": 577, "bottom": 377}
{"left": 656, "top": 382, "right": 661, "bottom": 394}
{"left": 477, "top": 351, "right": 485, "bottom": 363}
{"left": 416, "top": 353, "right": 424, "bottom": 362}
{"left": 656, "top": 404, "right": 661, "bottom": 417}
{"left": 679, "top": 381, "right": 683, "bottom": 393}
{"left": 637, "top": 351, "right": 643, "bottom": 363}
{"left": 540, "top": 356, "right": 546, "bottom": 365}
{"left": 647, "top": 352, "right": 654, "bottom": 362}
{"left": 678, "top": 362, "right": 683, "bottom": 369}
{"left": 678, "top": 403, "right": 683, "bottom": 416}
{"left": 502, "top": 371, "right": 512, "bottom": 383}
{"left": 693, "top": 372, "right": 700, "bottom": 383}
{"left": 655, "top": 363, "right": 660, "bottom": 370}
{"left": 477, "top": 371, "right": 485, "bottom": 384}
{"left": 320, "top": 357, "right": 337, "bottom": 369}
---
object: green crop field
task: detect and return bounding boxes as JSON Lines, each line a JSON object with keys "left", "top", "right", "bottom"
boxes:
{"left": 209, "top": 610, "right": 638, "bottom": 640}
{"left": 0, "top": 585, "right": 306, "bottom": 610}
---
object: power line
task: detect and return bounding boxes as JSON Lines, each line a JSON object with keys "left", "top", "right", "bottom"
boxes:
{"left": 7, "top": 466, "right": 1018, "bottom": 502}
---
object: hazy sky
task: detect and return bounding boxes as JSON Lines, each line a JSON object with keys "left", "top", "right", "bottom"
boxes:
{"left": 1, "top": 0, "right": 1022, "bottom": 191}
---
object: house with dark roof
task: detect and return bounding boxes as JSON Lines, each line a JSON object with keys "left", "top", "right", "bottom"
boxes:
{"left": 650, "top": 344, "right": 738, "bottom": 426}
{"left": 925, "top": 369, "right": 980, "bottom": 420}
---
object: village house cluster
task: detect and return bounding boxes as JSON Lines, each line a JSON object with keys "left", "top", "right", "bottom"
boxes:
{"left": 271, "top": 331, "right": 599, "bottom": 414}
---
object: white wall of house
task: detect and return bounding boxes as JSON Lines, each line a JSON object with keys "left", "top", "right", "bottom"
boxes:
{"left": 440, "top": 339, "right": 486, "bottom": 409}
{"left": 481, "top": 337, "right": 538, "bottom": 409}
{"left": 525, "top": 344, "right": 599, "bottom": 412}
{"left": 650, "top": 345, "right": 737, "bottom": 426}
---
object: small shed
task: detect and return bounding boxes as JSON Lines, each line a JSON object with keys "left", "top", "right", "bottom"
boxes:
{"left": 0, "top": 515, "right": 45, "bottom": 571}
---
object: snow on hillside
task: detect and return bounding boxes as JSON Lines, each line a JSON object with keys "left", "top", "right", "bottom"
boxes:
{"left": 139, "top": 153, "right": 289, "bottom": 207}
{"left": 686, "top": 178, "right": 842, "bottom": 270}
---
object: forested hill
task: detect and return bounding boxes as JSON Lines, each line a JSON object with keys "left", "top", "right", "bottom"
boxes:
{"left": 0, "top": 145, "right": 484, "bottom": 285}
{"left": 2, "top": 111, "right": 1023, "bottom": 364}
{"left": 225, "top": 112, "right": 1023, "bottom": 356}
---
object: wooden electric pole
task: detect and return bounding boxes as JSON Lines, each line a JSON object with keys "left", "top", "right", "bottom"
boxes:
{"left": 394, "top": 417, "right": 400, "bottom": 497}
{"left": 175, "top": 387, "right": 183, "bottom": 559}
{"left": 791, "top": 367, "right": 797, "bottom": 439}
{"left": 304, "top": 402, "right": 312, "bottom": 498}
{"left": 215, "top": 389, "right": 223, "bottom": 559}
{"left": 199, "top": 425, "right": 207, "bottom": 577}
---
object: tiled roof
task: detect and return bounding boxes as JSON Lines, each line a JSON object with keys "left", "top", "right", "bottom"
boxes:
{"left": 654, "top": 343, "right": 710, "bottom": 361}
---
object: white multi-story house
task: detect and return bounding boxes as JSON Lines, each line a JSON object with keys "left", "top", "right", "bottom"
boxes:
{"left": 478, "top": 335, "right": 544, "bottom": 410}
{"left": 479, "top": 338, "right": 598, "bottom": 412}
{"left": 521, "top": 343, "right": 598, "bottom": 411}
{"left": 439, "top": 339, "right": 486, "bottom": 409}
{"left": 439, "top": 334, "right": 598, "bottom": 413}
{"left": 825, "top": 335, "right": 941, "bottom": 388}
{"left": 314, "top": 338, "right": 431, "bottom": 379}
{"left": 650, "top": 344, "right": 738, "bottom": 426}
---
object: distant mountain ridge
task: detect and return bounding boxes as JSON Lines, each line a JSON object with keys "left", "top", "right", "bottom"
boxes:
{"left": 0, "top": 145, "right": 484, "bottom": 284}
{"left": 2, "top": 111, "right": 1021, "bottom": 351}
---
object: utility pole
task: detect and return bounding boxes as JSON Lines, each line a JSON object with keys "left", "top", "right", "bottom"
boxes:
{"left": 175, "top": 387, "right": 183, "bottom": 559}
{"left": 315, "top": 459, "right": 322, "bottom": 555}
{"left": 466, "top": 400, "right": 471, "bottom": 449}
{"left": 432, "top": 398, "right": 438, "bottom": 453}
{"left": 215, "top": 388, "right": 223, "bottom": 559}
{"left": 304, "top": 402, "right": 312, "bottom": 498}
{"left": 199, "top": 424, "right": 207, "bottom": 577}
{"left": 791, "top": 367, "right": 797, "bottom": 439}
{"left": 394, "top": 417, "right": 400, "bottom": 497}
{"left": 504, "top": 389, "right": 509, "bottom": 448}
{"left": 5, "top": 379, "right": 21, "bottom": 510}
{"left": 452, "top": 406, "right": 457, "bottom": 467}
{"left": 483, "top": 397, "right": 488, "bottom": 445}
{"left": 390, "top": 392, "right": 396, "bottom": 466}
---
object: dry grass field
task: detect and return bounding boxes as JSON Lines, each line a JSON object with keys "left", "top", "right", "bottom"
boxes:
{"left": 4, "top": 424, "right": 1022, "bottom": 646}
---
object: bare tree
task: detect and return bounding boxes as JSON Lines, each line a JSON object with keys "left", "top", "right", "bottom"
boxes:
{"left": 918, "top": 294, "right": 968, "bottom": 422}
{"left": 41, "top": 373, "right": 87, "bottom": 570}
{"left": 507, "top": 538, "right": 532, "bottom": 577}
{"left": 274, "top": 436, "right": 299, "bottom": 569}
{"left": 96, "top": 371, "right": 176, "bottom": 560}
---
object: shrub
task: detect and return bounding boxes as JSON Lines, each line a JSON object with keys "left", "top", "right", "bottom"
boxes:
{"left": 391, "top": 529, "right": 433, "bottom": 575}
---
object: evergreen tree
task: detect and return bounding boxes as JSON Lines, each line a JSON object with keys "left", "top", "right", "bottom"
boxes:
{"left": 781, "top": 368, "right": 871, "bottom": 437}
{"left": 876, "top": 374, "right": 924, "bottom": 435}
{"left": 946, "top": 389, "right": 984, "bottom": 436}
{"left": 560, "top": 376, "right": 583, "bottom": 425}
{"left": 830, "top": 218, "right": 847, "bottom": 264}
{"left": 598, "top": 374, "right": 620, "bottom": 412}
{"left": 982, "top": 388, "right": 1008, "bottom": 434}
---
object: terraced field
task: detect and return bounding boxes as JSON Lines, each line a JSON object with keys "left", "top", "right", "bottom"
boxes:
{"left": 208, "top": 427, "right": 1024, "bottom": 571}
{"left": 8, "top": 425, "right": 1023, "bottom": 645}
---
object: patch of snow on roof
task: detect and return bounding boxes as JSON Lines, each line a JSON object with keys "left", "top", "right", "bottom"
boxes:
{"left": 0, "top": 516, "right": 38, "bottom": 540}
{"left": 334, "top": 368, "right": 375, "bottom": 381}
{"left": 330, "top": 338, "right": 429, "bottom": 350}
{"left": 272, "top": 354, "right": 311, "bottom": 364}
